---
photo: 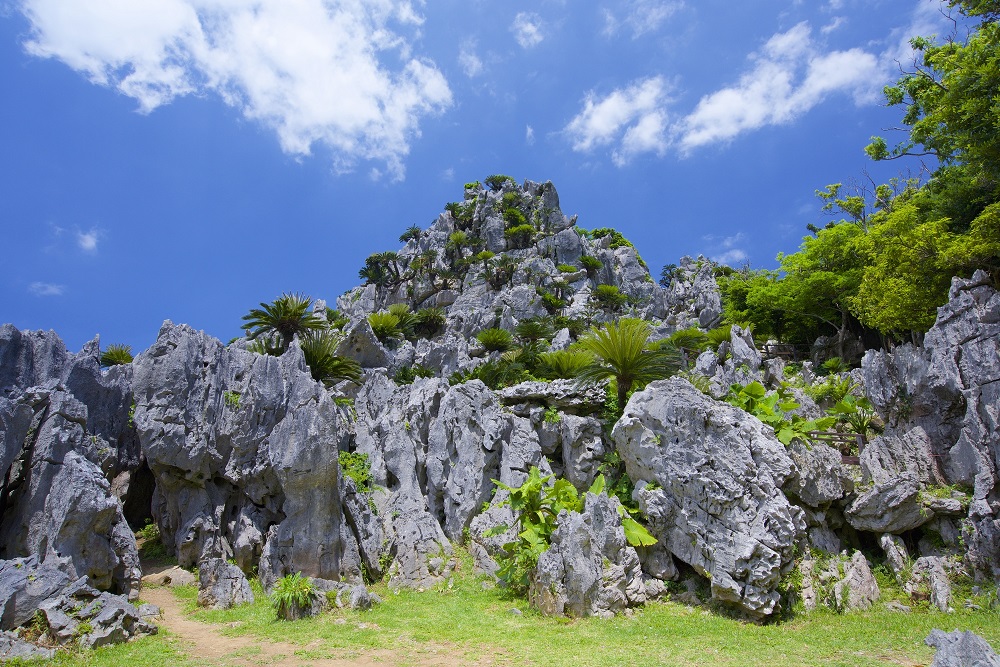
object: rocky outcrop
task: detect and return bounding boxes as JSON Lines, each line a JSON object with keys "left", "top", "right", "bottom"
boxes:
{"left": 132, "top": 322, "right": 363, "bottom": 590}
{"left": 529, "top": 493, "right": 645, "bottom": 618}
{"left": 38, "top": 578, "right": 156, "bottom": 649}
{"left": 613, "top": 377, "right": 802, "bottom": 617}
{"left": 197, "top": 558, "right": 254, "bottom": 609}
{"left": 925, "top": 629, "right": 1000, "bottom": 667}
{"left": 862, "top": 272, "right": 1000, "bottom": 579}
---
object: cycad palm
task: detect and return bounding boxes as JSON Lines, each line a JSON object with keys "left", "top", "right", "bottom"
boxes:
{"left": 300, "top": 331, "right": 362, "bottom": 386}
{"left": 242, "top": 293, "right": 326, "bottom": 352}
{"left": 576, "top": 318, "right": 681, "bottom": 416}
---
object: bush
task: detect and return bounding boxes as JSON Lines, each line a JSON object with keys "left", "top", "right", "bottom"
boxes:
{"left": 387, "top": 304, "right": 417, "bottom": 340}
{"left": 591, "top": 284, "right": 629, "bottom": 311}
{"left": 100, "top": 344, "right": 133, "bottom": 367}
{"left": 504, "top": 224, "right": 535, "bottom": 249}
{"left": 476, "top": 327, "right": 514, "bottom": 352}
{"left": 398, "top": 225, "right": 421, "bottom": 243}
{"left": 300, "top": 331, "right": 362, "bottom": 386}
{"left": 537, "top": 349, "right": 595, "bottom": 379}
{"left": 579, "top": 254, "right": 602, "bottom": 278}
{"left": 368, "top": 311, "right": 402, "bottom": 343}
{"left": 413, "top": 307, "right": 446, "bottom": 339}
{"left": 553, "top": 315, "right": 587, "bottom": 338}
{"left": 271, "top": 572, "right": 317, "bottom": 621}
{"left": 394, "top": 364, "right": 435, "bottom": 385}
{"left": 539, "top": 291, "right": 566, "bottom": 315}
{"left": 503, "top": 207, "right": 528, "bottom": 228}
{"left": 338, "top": 451, "right": 373, "bottom": 493}
{"left": 556, "top": 264, "right": 578, "bottom": 273}
{"left": 514, "top": 317, "right": 553, "bottom": 344}
{"left": 484, "top": 174, "right": 516, "bottom": 191}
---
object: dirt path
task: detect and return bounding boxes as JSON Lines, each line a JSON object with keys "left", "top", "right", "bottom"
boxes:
{"left": 141, "top": 587, "right": 479, "bottom": 667}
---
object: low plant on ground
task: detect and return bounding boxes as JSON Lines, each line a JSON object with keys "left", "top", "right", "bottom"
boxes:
{"left": 100, "top": 344, "right": 133, "bottom": 368}
{"left": 826, "top": 393, "right": 881, "bottom": 439}
{"left": 537, "top": 348, "right": 595, "bottom": 380}
{"left": 484, "top": 468, "right": 655, "bottom": 594}
{"left": 270, "top": 572, "right": 317, "bottom": 621}
{"left": 477, "top": 327, "right": 514, "bottom": 352}
{"left": 591, "top": 284, "right": 629, "bottom": 312}
{"left": 556, "top": 263, "right": 578, "bottom": 273}
{"left": 387, "top": 304, "right": 417, "bottom": 341}
{"left": 223, "top": 390, "right": 241, "bottom": 410}
{"left": 504, "top": 224, "right": 535, "bottom": 249}
{"left": 393, "top": 364, "right": 434, "bottom": 385}
{"left": 413, "top": 307, "right": 447, "bottom": 339}
{"left": 579, "top": 254, "right": 602, "bottom": 278}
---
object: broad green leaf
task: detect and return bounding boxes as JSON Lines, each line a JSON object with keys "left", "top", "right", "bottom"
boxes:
{"left": 622, "top": 516, "right": 658, "bottom": 547}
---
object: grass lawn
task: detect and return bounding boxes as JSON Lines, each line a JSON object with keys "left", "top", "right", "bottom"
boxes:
{"left": 26, "top": 548, "right": 1000, "bottom": 667}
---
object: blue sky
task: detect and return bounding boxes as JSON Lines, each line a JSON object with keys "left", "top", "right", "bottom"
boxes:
{"left": 1, "top": 0, "right": 950, "bottom": 352}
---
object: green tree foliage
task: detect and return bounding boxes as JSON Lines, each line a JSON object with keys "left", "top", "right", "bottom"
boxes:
{"left": 242, "top": 293, "right": 326, "bottom": 352}
{"left": 575, "top": 318, "right": 681, "bottom": 416}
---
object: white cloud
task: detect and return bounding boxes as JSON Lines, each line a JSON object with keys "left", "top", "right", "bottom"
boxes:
{"left": 77, "top": 228, "right": 99, "bottom": 252}
{"left": 29, "top": 282, "right": 65, "bottom": 297}
{"left": 704, "top": 233, "right": 748, "bottom": 265}
{"left": 511, "top": 12, "right": 544, "bottom": 49}
{"left": 19, "top": 0, "right": 452, "bottom": 180}
{"left": 525, "top": 125, "right": 535, "bottom": 145}
{"left": 821, "top": 16, "right": 846, "bottom": 34}
{"left": 674, "top": 22, "right": 880, "bottom": 153}
{"left": 441, "top": 167, "right": 454, "bottom": 180}
{"left": 458, "top": 41, "right": 483, "bottom": 78}
{"left": 602, "top": 1, "right": 683, "bottom": 39}
{"left": 564, "top": 76, "right": 670, "bottom": 165}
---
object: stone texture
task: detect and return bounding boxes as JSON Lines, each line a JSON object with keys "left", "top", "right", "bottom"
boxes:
{"left": 197, "top": 558, "right": 254, "bottom": 609}
{"left": 498, "top": 379, "right": 606, "bottom": 417}
{"left": 908, "top": 556, "right": 952, "bottom": 612}
{"left": 0, "top": 631, "right": 55, "bottom": 661}
{"left": 785, "top": 440, "right": 850, "bottom": 507}
{"left": 925, "top": 629, "right": 1000, "bottom": 667}
{"left": 529, "top": 493, "right": 645, "bottom": 618}
{"left": 141, "top": 565, "right": 196, "bottom": 588}
{"left": 832, "top": 551, "right": 880, "bottom": 612}
{"left": 38, "top": 579, "right": 156, "bottom": 649}
{"left": 0, "top": 557, "right": 72, "bottom": 630}
{"left": 613, "top": 377, "right": 802, "bottom": 617}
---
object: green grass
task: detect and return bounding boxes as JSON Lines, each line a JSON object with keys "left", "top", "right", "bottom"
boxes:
{"left": 43, "top": 549, "right": 1000, "bottom": 667}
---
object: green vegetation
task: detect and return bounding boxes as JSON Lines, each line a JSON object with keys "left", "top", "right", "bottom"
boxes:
{"left": 723, "top": 382, "right": 836, "bottom": 447}
{"left": 556, "top": 263, "right": 578, "bottom": 273}
{"left": 591, "top": 284, "right": 629, "bottom": 312}
{"left": 484, "top": 469, "right": 654, "bottom": 594}
{"left": 99, "top": 343, "right": 133, "bottom": 368}
{"left": 367, "top": 311, "right": 403, "bottom": 344}
{"left": 223, "top": 390, "right": 240, "bottom": 410}
{"left": 270, "top": 572, "right": 317, "bottom": 621}
{"left": 393, "top": 364, "right": 434, "bottom": 385}
{"left": 578, "top": 255, "right": 601, "bottom": 280}
{"left": 242, "top": 293, "right": 326, "bottom": 352}
{"left": 575, "top": 319, "right": 681, "bottom": 417}
{"left": 484, "top": 174, "right": 516, "bottom": 191}
{"left": 476, "top": 327, "right": 514, "bottom": 352}
{"left": 537, "top": 348, "right": 595, "bottom": 380}
{"left": 338, "top": 451, "right": 373, "bottom": 494}
{"left": 720, "top": 1, "right": 1000, "bottom": 350}
{"left": 505, "top": 223, "right": 535, "bottom": 249}
{"left": 413, "top": 307, "right": 447, "bottom": 339}
{"left": 398, "top": 224, "right": 421, "bottom": 243}
{"left": 300, "top": 331, "right": 362, "bottom": 386}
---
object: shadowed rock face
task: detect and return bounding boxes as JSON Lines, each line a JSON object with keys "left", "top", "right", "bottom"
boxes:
{"left": 613, "top": 377, "right": 802, "bottom": 617}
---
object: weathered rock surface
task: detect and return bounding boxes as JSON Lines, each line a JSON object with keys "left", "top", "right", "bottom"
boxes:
{"left": 785, "top": 440, "right": 850, "bottom": 507}
{"left": 925, "top": 629, "right": 1000, "bottom": 667}
{"left": 197, "top": 558, "right": 254, "bottom": 609}
{"left": 498, "top": 379, "right": 606, "bottom": 416}
{"left": 0, "top": 631, "right": 55, "bottom": 661}
{"left": 0, "top": 557, "right": 72, "bottom": 630}
{"left": 529, "top": 493, "right": 645, "bottom": 618}
{"left": 38, "top": 578, "right": 156, "bottom": 649}
{"left": 831, "top": 551, "right": 880, "bottom": 612}
{"left": 613, "top": 377, "right": 802, "bottom": 617}
{"left": 862, "top": 272, "right": 1000, "bottom": 579}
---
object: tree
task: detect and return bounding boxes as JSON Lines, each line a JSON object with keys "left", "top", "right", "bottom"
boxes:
{"left": 242, "top": 293, "right": 326, "bottom": 352}
{"left": 575, "top": 318, "right": 681, "bottom": 416}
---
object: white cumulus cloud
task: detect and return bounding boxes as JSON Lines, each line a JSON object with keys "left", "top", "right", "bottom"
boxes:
{"left": 458, "top": 41, "right": 483, "bottom": 78}
{"left": 525, "top": 125, "right": 535, "bottom": 145}
{"left": 511, "top": 12, "right": 544, "bottom": 49}
{"left": 564, "top": 76, "right": 670, "bottom": 165}
{"left": 704, "top": 233, "right": 748, "bottom": 266}
{"left": 19, "top": 0, "right": 452, "bottom": 180}
{"left": 602, "top": 1, "right": 683, "bottom": 39}
{"left": 29, "top": 282, "right": 65, "bottom": 297}
{"left": 674, "top": 22, "right": 881, "bottom": 154}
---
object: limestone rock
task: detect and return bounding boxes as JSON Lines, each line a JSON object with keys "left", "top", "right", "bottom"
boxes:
{"left": 141, "top": 566, "right": 196, "bottom": 588}
{"left": 0, "top": 557, "right": 72, "bottom": 630}
{"left": 613, "top": 377, "right": 802, "bottom": 617}
{"left": 197, "top": 558, "right": 254, "bottom": 609}
{"left": 529, "top": 493, "right": 645, "bottom": 618}
{"left": 907, "top": 556, "right": 952, "bottom": 612}
{"left": 785, "top": 440, "right": 850, "bottom": 507}
{"left": 845, "top": 473, "right": 928, "bottom": 533}
{"left": 498, "top": 379, "right": 606, "bottom": 417}
{"left": 0, "top": 631, "right": 55, "bottom": 661}
{"left": 38, "top": 579, "right": 156, "bottom": 649}
{"left": 832, "top": 551, "right": 880, "bottom": 612}
{"left": 925, "top": 629, "right": 1000, "bottom": 667}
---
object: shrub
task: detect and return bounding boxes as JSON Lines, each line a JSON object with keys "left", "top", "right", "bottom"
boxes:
{"left": 413, "top": 307, "right": 447, "bottom": 339}
{"left": 464, "top": 181, "right": 481, "bottom": 190}
{"left": 553, "top": 315, "right": 587, "bottom": 338}
{"left": 514, "top": 317, "right": 553, "bottom": 344}
{"left": 503, "top": 207, "right": 528, "bottom": 228}
{"left": 705, "top": 324, "right": 733, "bottom": 351}
{"left": 242, "top": 293, "right": 327, "bottom": 351}
{"left": 579, "top": 254, "right": 602, "bottom": 277}
{"left": 398, "top": 225, "right": 421, "bottom": 243}
{"left": 724, "top": 381, "right": 835, "bottom": 446}
{"left": 387, "top": 304, "right": 417, "bottom": 340}
{"left": 539, "top": 291, "right": 567, "bottom": 315}
{"left": 477, "top": 327, "right": 514, "bottom": 352}
{"left": 100, "top": 344, "right": 133, "bottom": 367}
{"left": 223, "top": 390, "right": 241, "bottom": 410}
{"left": 368, "top": 311, "right": 402, "bottom": 344}
{"left": 270, "top": 572, "right": 317, "bottom": 621}
{"left": 501, "top": 191, "right": 522, "bottom": 209}
{"left": 538, "top": 349, "right": 595, "bottom": 379}
{"left": 591, "top": 284, "right": 629, "bottom": 312}
{"left": 300, "top": 331, "right": 362, "bottom": 386}
{"left": 394, "top": 364, "right": 435, "bottom": 385}
{"left": 556, "top": 263, "right": 578, "bottom": 273}
{"left": 484, "top": 174, "right": 516, "bottom": 191}
{"left": 591, "top": 227, "right": 634, "bottom": 250}
{"left": 338, "top": 451, "right": 373, "bottom": 493}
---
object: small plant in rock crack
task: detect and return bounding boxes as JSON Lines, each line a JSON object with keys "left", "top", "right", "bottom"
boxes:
{"left": 271, "top": 572, "right": 317, "bottom": 621}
